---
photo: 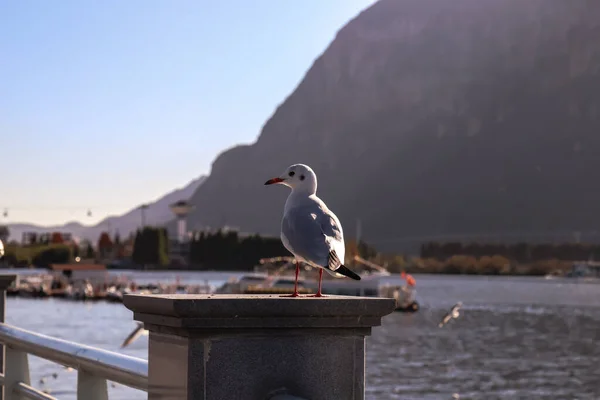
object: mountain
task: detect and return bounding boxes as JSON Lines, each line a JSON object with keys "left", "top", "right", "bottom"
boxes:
{"left": 184, "top": 0, "right": 600, "bottom": 252}
{"left": 6, "top": 176, "right": 206, "bottom": 243}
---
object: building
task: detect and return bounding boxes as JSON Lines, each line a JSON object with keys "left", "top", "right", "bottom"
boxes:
{"left": 22, "top": 232, "right": 73, "bottom": 245}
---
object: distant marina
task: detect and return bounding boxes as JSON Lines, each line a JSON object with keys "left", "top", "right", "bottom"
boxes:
{"left": 3, "top": 255, "right": 420, "bottom": 312}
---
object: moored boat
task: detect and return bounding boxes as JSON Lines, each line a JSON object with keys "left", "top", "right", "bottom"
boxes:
{"left": 218, "top": 256, "right": 420, "bottom": 312}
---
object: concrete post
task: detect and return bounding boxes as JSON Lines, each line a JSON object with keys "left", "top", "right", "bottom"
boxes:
{"left": 77, "top": 370, "right": 108, "bottom": 400}
{"left": 123, "top": 294, "right": 395, "bottom": 400}
{"left": 0, "top": 275, "right": 16, "bottom": 400}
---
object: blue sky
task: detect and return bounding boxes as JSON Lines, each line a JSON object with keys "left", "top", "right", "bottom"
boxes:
{"left": 1, "top": 0, "right": 375, "bottom": 226}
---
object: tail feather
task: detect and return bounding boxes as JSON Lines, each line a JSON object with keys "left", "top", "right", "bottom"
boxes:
{"left": 335, "top": 264, "right": 361, "bottom": 281}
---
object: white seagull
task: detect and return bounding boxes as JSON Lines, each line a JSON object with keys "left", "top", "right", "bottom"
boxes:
{"left": 120, "top": 322, "right": 148, "bottom": 348}
{"left": 265, "top": 163, "right": 361, "bottom": 297}
{"left": 438, "top": 302, "right": 463, "bottom": 328}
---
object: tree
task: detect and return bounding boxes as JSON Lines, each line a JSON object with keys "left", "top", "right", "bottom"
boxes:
{"left": 346, "top": 240, "right": 359, "bottom": 258}
{"left": 32, "top": 245, "right": 72, "bottom": 267}
{"left": 85, "top": 243, "right": 95, "bottom": 259}
{"left": 132, "top": 227, "right": 170, "bottom": 266}
{"left": 131, "top": 230, "right": 142, "bottom": 264}
{"left": 72, "top": 244, "right": 80, "bottom": 259}
{"left": 98, "top": 232, "right": 113, "bottom": 250}
{"left": 51, "top": 232, "right": 64, "bottom": 244}
{"left": 357, "top": 240, "right": 378, "bottom": 259}
{"left": 0, "top": 225, "right": 9, "bottom": 242}
{"left": 188, "top": 230, "right": 289, "bottom": 270}
{"left": 157, "top": 228, "right": 169, "bottom": 266}
{"left": 97, "top": 232, "right": 113, "bottom": 259}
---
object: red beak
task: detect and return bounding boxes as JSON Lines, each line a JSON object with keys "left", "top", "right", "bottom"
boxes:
{"left": 264, "top": 177, "right": 284, "bottom": 185}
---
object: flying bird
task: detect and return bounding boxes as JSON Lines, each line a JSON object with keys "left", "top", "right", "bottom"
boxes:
{"left": 265, "top": 163, "right": 361, "bottom": 297}
{"left": 120, "top": 322, "right": 148, "bottom": 348}
{"left": 439, "top": 302, "right": 463, "bottom": 328}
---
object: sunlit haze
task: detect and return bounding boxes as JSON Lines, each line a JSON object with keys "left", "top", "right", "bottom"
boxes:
{"left": 1, "top": 0, "right": 375, "bottom": 226}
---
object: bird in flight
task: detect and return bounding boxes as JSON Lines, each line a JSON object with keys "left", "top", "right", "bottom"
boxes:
{"left": 439, "top": 302, "right": 463, "bottom": 328}
{"left": 120, "top": 322, "right": 148, "bottom": 348}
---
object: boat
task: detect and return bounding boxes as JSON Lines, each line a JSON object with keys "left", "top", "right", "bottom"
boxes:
{"left": 566, "top": 261, "right": 600, "bottom": 280}
{"left": 214, "top": 273, "right": 272, "bottom": 294}
{"left": 378, "top": 283, "right": 419, "bottom": 312}
{"left": 219, "top": 255, "right": 420, "bottom": 311}
{"left": 65, "top": 280, "right": 96, "bottom": 301}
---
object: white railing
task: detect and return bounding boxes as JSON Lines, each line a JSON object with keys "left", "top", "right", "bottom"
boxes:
{"left": 0, "top": 274, "right": 147, "bottom": 400}
{"left": 0, "top": 323, "right": 148, "bottom": 400}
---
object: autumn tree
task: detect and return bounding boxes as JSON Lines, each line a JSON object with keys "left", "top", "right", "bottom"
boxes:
{"left": 346, "top": 240, "right": 359, "bottom": 258}
{"left": 98, "top": 232, "right": 113, "bottom": 249}
{"left": 97, "top": 232, "right": 113, "bottom": 258}
{"left": 51, "top": 232, "right": 64, "bottom": 244}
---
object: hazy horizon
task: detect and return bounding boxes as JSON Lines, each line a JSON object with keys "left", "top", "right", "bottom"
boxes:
{"left": 5, "top": 174, "right": 203, "bottom": 228}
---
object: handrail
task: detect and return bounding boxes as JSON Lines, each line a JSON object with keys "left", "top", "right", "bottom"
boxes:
{"left": 15, "top": 382, "right": 57, "bottom": 400}
{"left": 0, "top": 375, "right": 57, "bottom": 400}
{"left": 0, "top": 323, "right": 148, "bottom": 391}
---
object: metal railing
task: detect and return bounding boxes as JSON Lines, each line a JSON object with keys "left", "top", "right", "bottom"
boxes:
{"left": 0, "top": 324, "right": 148, "bottom": 400}
{"left": 0, "top": 275, "right": 313, "bottom": 400}
{"left": 0, "top": 276, "right": 148, "bottom": 400}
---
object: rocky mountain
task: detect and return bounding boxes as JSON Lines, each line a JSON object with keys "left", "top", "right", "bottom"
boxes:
{"left": 186, "top": 0, "right": 600, "bottom": 252}
{"left": 7, "top": 176, "right": 206, "bottom": 243}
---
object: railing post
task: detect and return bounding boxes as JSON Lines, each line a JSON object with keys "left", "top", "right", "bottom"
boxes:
{"left": 77, "top": 370, "right": 108, "bottom": 400}
{"left": 0, "top": 275, "right": 16, "bottom": 400}
{"left": 124, "top": 294, "right": 395, "bottom": 400}
{"left": 4, "top": 348, "right": 30, "bottom": 400}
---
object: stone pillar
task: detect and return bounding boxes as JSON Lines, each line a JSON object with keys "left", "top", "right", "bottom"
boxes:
{"left": 123, "top": 294, "right": 395, "bottom": 400}
{"left": 0, "top": 275, "right": 16, "bottom": 400}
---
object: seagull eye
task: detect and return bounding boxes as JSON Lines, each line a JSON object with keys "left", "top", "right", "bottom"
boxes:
{"left": 300, "top": 175, "right": 305, "bottom": 181}
{"left": 288, "top": 171, "right": 295, "bottom": 177}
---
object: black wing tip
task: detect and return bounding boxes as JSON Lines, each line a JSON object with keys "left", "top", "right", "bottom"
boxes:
{"left": 336, "top": 264, "right": 361, "bottom": 281}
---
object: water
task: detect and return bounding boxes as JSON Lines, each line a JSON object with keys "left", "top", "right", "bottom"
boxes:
{"left": 5, "top": 272, "right": 600, "bottom": 400}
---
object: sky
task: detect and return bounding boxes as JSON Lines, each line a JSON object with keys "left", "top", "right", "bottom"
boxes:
{"left": 0, "top": 0, "right": 375, "bottom": 226}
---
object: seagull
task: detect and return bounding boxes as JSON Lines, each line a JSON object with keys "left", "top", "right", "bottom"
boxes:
{"left": 120, "top": 322, "right": 148, "bottom": 348}
{"left": 265, "top": 163, "right": 361, "bottom": 297}
{"left": 438, "top": 302, "right": 463, "bottom": 328}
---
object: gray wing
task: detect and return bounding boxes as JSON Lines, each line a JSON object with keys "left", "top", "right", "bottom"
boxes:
{"left": 281, "top": 202, "right": 344, "bottom": 270}
{"left": 120, "top": 322, "right": 145, "bottom": 348}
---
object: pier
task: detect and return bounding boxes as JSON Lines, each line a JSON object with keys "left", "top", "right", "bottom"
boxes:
{"left": 0, "top": 274, "right": 395, "bottom": 399}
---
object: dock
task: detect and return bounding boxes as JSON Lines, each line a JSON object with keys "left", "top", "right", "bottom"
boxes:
{"left": 5, "top": 267, "right": 213, "bottom": 303}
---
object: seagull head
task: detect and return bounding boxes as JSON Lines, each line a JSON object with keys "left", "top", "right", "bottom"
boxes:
{"left": 264, "top": 163, "right": 317, "bottom": 194}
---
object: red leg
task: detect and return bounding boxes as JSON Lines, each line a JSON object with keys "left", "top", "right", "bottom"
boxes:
{"left": 281, "top": 261, "right": 300, "bottom": 297}
{"left": 309, "top": 269, "right": 326, "bottom": 297}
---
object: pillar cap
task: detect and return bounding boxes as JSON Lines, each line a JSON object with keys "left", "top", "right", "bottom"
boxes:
{"left": 123, "top": 294, "right": 395, "bottom": 330}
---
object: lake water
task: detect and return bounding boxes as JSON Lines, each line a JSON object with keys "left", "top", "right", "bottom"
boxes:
{"left": 4, "top": 271, "right": 600, "bottom": 400}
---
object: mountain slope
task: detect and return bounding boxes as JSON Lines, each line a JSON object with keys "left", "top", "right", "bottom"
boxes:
{"left": 187, "top": 0, "right": 600, "bottom": 251}
{"left": 7, "top": 176, "right": 206, "bottom": 243}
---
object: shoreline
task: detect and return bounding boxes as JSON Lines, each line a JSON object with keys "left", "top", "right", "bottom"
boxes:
{"left": 0, "top": 265, "right": 571, "bottom": 277}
